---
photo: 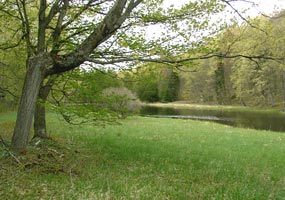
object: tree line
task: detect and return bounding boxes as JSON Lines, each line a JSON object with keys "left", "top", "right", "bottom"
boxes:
{"left": 177, "top": 11, "right": 285, "bottom": 107}
{"left": 121, "top": 11, "right": 285, "bottom": 108}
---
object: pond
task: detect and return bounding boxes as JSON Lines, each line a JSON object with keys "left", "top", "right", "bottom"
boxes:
{"left": 140, "top": 105, "right": 285, "bottom": 133}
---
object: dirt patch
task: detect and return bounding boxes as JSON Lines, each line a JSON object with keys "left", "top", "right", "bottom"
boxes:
{"left": 0, "top": 137, "right": 83, "bottom": 181}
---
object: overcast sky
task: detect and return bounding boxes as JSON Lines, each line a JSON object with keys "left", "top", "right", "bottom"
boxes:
{"left": 163, "top": 0, "right": 285, "bottom": 17}
{"left": 146, "top": 0, "right": 285, "bottom": 41}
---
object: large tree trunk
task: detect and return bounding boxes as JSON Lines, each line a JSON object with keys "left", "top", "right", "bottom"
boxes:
{"left": 33, "top": 78, "right": 54, "bottom": 139}
{"left": 11, "top": 54, "right": 52, "bottom": 153}
{"left": 281, "top": 70, "right": 285, "bottom": 108}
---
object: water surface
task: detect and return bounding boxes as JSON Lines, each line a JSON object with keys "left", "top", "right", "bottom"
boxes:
{"left": 140, "top": 106, "right": 285, "bottom": 132}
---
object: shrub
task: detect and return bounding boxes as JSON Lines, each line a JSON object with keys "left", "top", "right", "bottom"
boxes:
{"left": 102, "top": 87, "right": 141, "bottom": 118}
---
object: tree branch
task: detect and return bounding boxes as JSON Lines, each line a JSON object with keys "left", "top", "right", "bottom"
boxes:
{"left": 45, "top": 0, "right": 62, "bottom": 27}
{"left": 51, "top": 0, "right": 69, "bottom": 53}
{"left": 15, "top": 0, "right": 34, "bottom": 56}
{"left": 38, "top": 0, "right": 47, "bottom": 52}
{"left": 0, "top": 86, "right": 18, "bottom": 99}
{"left": 221, "top": 0, "right": 268, "bottom": 35}
{"left": 86, "top": 53, "right": 285, "bottom": 66}
{"left": 49, "top": 0, "right": 142, "bottom": 75}
{"left": 61, "top": 0, "right": 95, "bottom": 30}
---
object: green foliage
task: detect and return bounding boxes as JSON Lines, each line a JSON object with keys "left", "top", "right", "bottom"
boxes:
{"left": 0, "top": 39, "right": 26, "bottom": 104}
{"left": 157, "top": 68, "right": 180, "bottom": 102}
{"left": 214, "top": 59, "right": 227, "bottom": 104}
{"left": 0, "top": 0, "right": 29, "bottom": 108}
{"left": 133, "top": 66, "right": 160, "bottom": 102}
{"left": 126, "top": 65, "right": 180, "bottom": 103}
{"left": 102, "top": 87, "right": 141, "bottom": 119}
{"left": 178, "top": 11, "right": 285, "bottom": 108}
{"left": 0, "top": 100, "right": 17, "bottom": 113}
{"left": 49, "top": 69, "right": 125, "bottom": 125}
{"left": 179, "top": 58, "right": 218, "bottom": 103}
{"left": 227, "top": 14, "right": 285, "bottom": 107}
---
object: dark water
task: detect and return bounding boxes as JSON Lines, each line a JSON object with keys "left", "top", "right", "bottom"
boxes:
{"left": 140, "top": 106, "right": 285, "bottom": 132}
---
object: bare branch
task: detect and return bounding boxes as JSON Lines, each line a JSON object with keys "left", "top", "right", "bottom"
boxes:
{"left": 0, "top": 39, "right": 23, "bottom": 50}
{"left": 51, "top": 0, "right": 69, "bottom": 53}
{"left": 0, "top": 135, "right": 23, "bottom": 166}
{"left": 45, "top": 0, "right": 62, "bottom": 26}
{"left": 0, "top": 85, "right": 19, "bottom": 99}
{"left": 15, "top": 0, "right": 34, "bottom": 55}
{"left": 0, "top": 7, "right": 21, "bottom": 20}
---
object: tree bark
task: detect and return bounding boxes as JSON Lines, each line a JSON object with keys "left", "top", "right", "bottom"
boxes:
{"left": 34, "top": 98, "right": 47, "bottom": 139}
{"left": 281, "top": 70, "right": 285, "bottom": 108}
{"left": 33, "top": 78, "right": 55, "bottom": 139}
{"left": 11, "top": 54, "right": 52, "bottom": 153}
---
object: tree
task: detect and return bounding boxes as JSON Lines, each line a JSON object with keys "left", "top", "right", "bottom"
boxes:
{"left": 178, "top": 58, "right": 218, "bottom": 103}
{"left": 131, "top": 65, "right": 160, "bottom": 102}
{"left": 7, "top": 0, "right": 149, "bottom": 152}
{"left": 157, "top": 67, "right": 180, "bottom": 102}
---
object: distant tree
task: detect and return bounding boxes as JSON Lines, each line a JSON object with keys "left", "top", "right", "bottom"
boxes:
{"left": 157, "top": 68, "right": 180, "bottom": 102}
{"left": 135, "top": 66, "right": 160, "bottom": 102}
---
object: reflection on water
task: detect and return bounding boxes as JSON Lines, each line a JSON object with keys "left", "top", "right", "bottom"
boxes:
{"left": 140, "top": 106, "right": 285, "bottom": 132}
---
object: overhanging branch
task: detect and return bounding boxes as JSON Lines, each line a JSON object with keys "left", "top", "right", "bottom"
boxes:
{"left": 86, "top": 53, "right": 285, "bottom": 66}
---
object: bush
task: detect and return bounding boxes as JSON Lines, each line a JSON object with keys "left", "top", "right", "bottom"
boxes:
{"left": 102, "top": 87, "right": 141, "bottom": 118}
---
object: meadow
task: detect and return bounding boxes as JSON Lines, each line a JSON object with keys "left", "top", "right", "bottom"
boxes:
{"left": 1, "top": 112, "right": 285, "bottom": 199}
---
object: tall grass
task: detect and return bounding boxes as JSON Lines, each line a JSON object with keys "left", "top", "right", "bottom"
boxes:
{"left": 1, "top": 113, "right": 285, "bottom": 199}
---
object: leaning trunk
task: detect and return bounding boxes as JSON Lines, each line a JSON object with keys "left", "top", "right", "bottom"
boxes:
{"left": 11, "top": 54, "right": 51, "bottom": 153}
{"left": 34, "top": 78, "right": 54, "bottom": 139}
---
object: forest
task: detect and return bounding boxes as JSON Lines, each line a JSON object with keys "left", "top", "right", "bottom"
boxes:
{"left": 123, "top": 11, "right": 285, "bottom": 108}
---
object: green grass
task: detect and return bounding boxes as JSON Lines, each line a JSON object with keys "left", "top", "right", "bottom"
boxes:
{"left": 1, "top": 113, "right": 285, "bottom": 199}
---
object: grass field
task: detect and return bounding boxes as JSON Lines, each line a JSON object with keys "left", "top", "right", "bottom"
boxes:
{"left": 1, "top": 112, "right": 285, "bottom": 199}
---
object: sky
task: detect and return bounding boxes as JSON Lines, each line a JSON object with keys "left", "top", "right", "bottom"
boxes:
{"left": 163, "top": 0, "right": 285, "bottom": 17}
{"left": 146, "top": 0, "right": 285, "bottom": 39}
